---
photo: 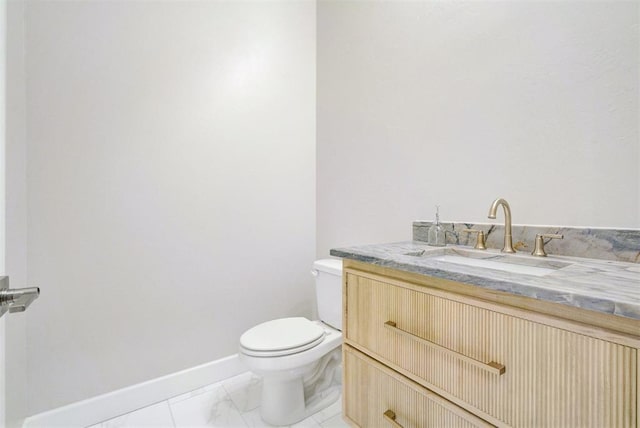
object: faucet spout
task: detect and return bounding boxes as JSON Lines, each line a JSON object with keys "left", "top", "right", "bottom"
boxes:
{"left": 487, "top": 198, "right": 515, "bottom": 253}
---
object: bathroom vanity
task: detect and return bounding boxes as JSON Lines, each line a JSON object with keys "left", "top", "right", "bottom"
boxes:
{"left": 332, "top": 235, "right": 640, "bottom": 428}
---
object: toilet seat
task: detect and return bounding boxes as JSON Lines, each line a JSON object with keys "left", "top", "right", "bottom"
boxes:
{"left": 240, "top": 317, "right": 325, "bottom": 357}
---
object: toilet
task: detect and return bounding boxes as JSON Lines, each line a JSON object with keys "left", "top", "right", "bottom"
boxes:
{"left": 239, "top": 259, "right": 343, "bottom": 426}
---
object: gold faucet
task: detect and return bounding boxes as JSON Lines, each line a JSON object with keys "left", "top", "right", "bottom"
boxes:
{"left": 532, "top": 233, "right": 564, "bottom": 257}
{"left": 487, "top": 198, "right": 515, "bottom": 253}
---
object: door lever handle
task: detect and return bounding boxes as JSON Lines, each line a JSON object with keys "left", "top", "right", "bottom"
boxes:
{"left": 0, "top": 277, "right": 40, "bottom": 318}
{"left": 2, "top": 287, "right": 40, "bottom": 312}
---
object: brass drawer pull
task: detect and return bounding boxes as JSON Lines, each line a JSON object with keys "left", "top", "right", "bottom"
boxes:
{"left": 384, "top": 321, "right": 506, "bottom": 376}
{"left": 383, "top": 410, "right": 404, "bottom": 428}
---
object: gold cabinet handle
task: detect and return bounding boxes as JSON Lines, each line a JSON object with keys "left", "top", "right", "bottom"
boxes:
{"left": 384, "top": 321, "right": 505, "bottom": 376}
{"left": 383, "top": 410, "right": 404, "bottom": 428}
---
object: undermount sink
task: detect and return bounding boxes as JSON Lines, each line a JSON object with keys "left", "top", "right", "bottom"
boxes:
{"left": 405, "top": 248, "right": 572, "bottom": 277}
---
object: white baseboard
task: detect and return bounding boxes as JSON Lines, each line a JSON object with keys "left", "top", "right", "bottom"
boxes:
{"left": 23, "top": 354, "right": 247, "bottom": 428}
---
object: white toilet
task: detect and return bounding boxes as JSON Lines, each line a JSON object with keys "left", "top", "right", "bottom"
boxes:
{"left": 239, "top": 259, "right": 343, "bottom": 426}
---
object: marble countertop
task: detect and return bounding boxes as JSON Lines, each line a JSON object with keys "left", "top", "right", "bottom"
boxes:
{"left": 330, "top": 241, "right": 640, "bottom": 321}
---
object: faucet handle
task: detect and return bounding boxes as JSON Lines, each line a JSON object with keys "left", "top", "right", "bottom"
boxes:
{"left": 532, "top": 233, "right": 564, "bottom": 257}
{"left": 463, "top": 229, "right": 487, "bottom": 250}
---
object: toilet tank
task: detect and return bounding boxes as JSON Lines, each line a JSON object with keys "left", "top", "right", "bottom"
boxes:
{"left": 312, "top": 259, "right": 343, "bottom": 331}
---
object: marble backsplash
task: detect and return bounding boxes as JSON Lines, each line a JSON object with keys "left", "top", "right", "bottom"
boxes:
{"left": 413, "top": 222, "right": 640, "bottom": 264}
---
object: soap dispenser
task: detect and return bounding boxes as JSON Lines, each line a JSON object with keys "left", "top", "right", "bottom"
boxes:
{"left": 427, "top": 206, "right": 446, "bottom": 247}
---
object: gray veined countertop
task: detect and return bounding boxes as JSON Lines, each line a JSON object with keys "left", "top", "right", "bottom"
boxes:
{"left": 330, "top": 241, "right": 640, "bottom": 321}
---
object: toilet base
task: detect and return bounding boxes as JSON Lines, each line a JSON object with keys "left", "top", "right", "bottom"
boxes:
{"left": 260, "top": 381, "right": 341, "bottom": 426}
{"left": 261, "top": 376, "right": 305, "bottom": 426}
{"left": 259, "top": 348, "right": 341, "bottom": 426}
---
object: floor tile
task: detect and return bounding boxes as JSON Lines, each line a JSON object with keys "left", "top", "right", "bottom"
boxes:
{"left": 169, "top": 381, "right": 225, "bottom": 405}
{"left": 290, "top": 416, "right": 323, "bottom": 428}
{"left": 99, "top": 401, "right": 175, "bottom": 428}
{"left": 319, "top": 414, "right": 350, "bottom": 428}
{"left": 85, "top": 370, "right": 343, "bottom": 428}
{"left": 239, "top": 408, "right": 267, "bottom": 428}
{"left": 241, "top": 408, "right": 321, "bottom": 428}
{"left": 310, "top": 395, "right": 341, "bottom": 424}
{"left": 223, "top": 372, "right": 263, "bottom": 412}
{"left": 170, "top": 383, "right": 247, "bottom": 427}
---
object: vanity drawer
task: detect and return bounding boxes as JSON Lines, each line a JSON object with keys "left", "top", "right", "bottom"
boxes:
{"left": 344, "top": 344, "right": 492, "bottom": 428}
{"left": 344, "top": 269, "right": 638, "bottom": 427}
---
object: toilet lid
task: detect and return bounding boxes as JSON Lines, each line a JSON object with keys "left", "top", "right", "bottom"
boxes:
{"left": 240, "top": 317, "right": 325, "bottom": 353}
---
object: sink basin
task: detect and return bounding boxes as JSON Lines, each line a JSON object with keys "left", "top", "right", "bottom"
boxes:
{"left": 405, "top": 248, "right": 571, "bottom": 277}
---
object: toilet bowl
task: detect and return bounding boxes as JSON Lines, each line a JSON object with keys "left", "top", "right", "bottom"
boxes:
{"left": 239, "top": 259, "right": 343, "bottom": 426}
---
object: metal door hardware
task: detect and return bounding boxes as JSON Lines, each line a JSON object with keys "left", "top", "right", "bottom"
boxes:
{"left": 0, "top": 276, "right": 40, "bottom": 318}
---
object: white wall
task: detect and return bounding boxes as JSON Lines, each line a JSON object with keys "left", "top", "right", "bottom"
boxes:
{"left": 0, "top": 0, "right": 6, "bottom": 423}
{"left": 24, "top": 1, "right": 316, "bottom": 414}
{"left": 13, "top": 0, "right": 640, "bottom": 417}
{"left": 317, "top": 1, "right": 639, "bottom": 257}
{"left": 5, "top": 0, "right": 28, "bottom": 425}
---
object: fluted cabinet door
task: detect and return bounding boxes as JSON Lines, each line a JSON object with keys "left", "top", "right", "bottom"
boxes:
{"left": 343, "top": 345, "right": 493, "bottom": 428}
{"left": 344, "top": 270, "right": 638, "bottom": 428}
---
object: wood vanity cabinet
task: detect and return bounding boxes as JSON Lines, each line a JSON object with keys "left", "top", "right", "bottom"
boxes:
{"left": 342, "top": 260, "right": 640, "bottom": 428}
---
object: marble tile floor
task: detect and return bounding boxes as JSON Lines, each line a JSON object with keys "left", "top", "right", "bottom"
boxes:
{"left": 87, "top": 371, "right": 349, "bottom": 428}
